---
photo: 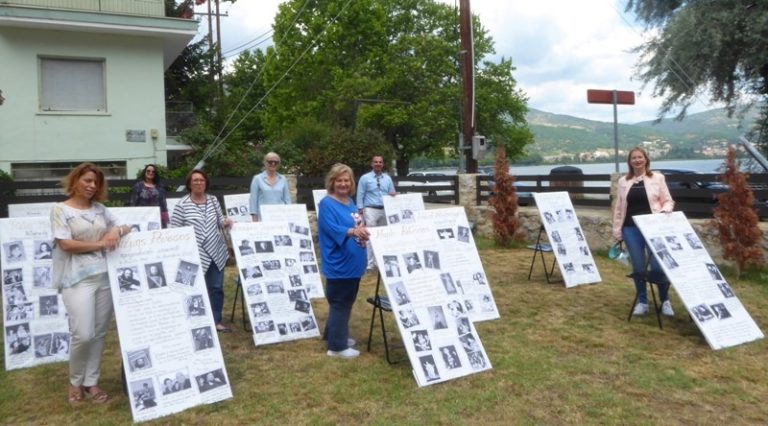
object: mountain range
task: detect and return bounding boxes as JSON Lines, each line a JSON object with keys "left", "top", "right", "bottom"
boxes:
{"left": 525, "top": 107, "right": 759, "bottom": 159}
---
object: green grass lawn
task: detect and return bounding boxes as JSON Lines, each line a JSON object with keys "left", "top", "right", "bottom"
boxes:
{"left": 1, "top": 247, "right": 766, "bottom": 425}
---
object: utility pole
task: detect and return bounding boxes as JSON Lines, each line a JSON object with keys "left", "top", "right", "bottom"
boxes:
{"left": 214, "top": 0, "right": 224, "bottom": 100}
{"left": 459, "top": 0, "right": 477, "bottom": 173}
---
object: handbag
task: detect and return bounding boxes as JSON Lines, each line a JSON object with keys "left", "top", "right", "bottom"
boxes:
{"left": 608, "top": 241, "right": 630, "bottom": 266}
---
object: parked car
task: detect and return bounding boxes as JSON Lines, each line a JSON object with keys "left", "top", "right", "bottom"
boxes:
{"left": 655, "top": 169, "right": 728, "bottom": 202}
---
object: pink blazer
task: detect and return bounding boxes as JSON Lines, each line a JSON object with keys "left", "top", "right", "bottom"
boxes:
{"left": 612, "top": 171, "right": 674, "bottom": 240}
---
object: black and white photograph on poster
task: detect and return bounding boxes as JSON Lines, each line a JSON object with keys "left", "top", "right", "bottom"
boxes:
{"left": 411, "top": 330, "right": 432, "bottom": 351}
{"left": 299, "top": 251, "right": 314, "bottom": 262}
{"left": 290, "top": 223, "right": 310, "bottom": 236}
{"left": 33, "top": 241, "right": 53, "bottom": 260}
{"left": 388, "top": 214, "right": 401, "bottom": 224}
{"left": 160, "top": 370, "right": 193, "bottom": 395}
{"left": 404, "top": 252, "right": 422, "bottom": 273}
{"left": 705, "top": 263, "right": 723, "bottom": 281}
{"left": 428, "top": 306, "right": 448, "bottom": 330}
{"left": 39, "top": 295, "right": 58, "bottom": 317}
{"left": 255, "top": 241, "right": 274, "bottom": 253}
{"left": 299, "top": 239, "right": 312, "bottom": 249}
{"left": 437, "top": 228, "right": 454, "bottom": 239}
{"left": 130, "top": 378, "right": 159, "bottom": 410}
{"left": 459, "top": 333, "right": 482, "bottom": 353}
{"left": 383, "top": 193, "right": 425, "bottom": 225}
{"left": 285, "top": 258, "right": 297, "bottom": 268}
{"left": 185, "top": 295, "right": 206, "bottom": 317}
{"left": 419, "top": 355, "right": 440, "bottom": 382}
{"left": 447, "top": 300, "right": 465, "bottom": 318}
{"left": 457, "top": 226, "right": 470, "bottom": 243}
{"left": 684, "top": 232, "right": 704, "bottom": 249}
{"left": 274, "top": 235, "right": 292, "bottom": 247}
{"left": 4, "top": 282, "right": 27, "bottom": 304}
{"left": 423, "top": 250, "right": 440, "bottom": 269}
{"left": 532, "top": 192, "right": 602, "bottom": 288}
{"left": 106, "top": 226, "right": 231, "bottom": 421}
{"left": 717, "top": 282, "right": 735, "bottom": 298}
{"left": 711, "top": 303, "right": 732, "bottom": 320}
{"left": 665, "top": 236, "right": 683, "bottom": 250}
{"left": 3, "top": 241, "right": 26, "bottom": 263}
{"left": 456, "top": 316, "right": 471, "bottom": 335}
{"left": 287, "top": 289, "right": 307, "bottom": 302}
{"left": 440, "top": 273, "right": 457, "bottom": 294}
{"left": 633, "top": 211, "right": 764, "bottom": 350}
{"left": 246, "top": 284, "right": 263, "bottom": 296}
{"left": 145, "top": 262, "right": 167, "bottom": 289}
{"left": 195, "top": 369, "right": 227, "bottom": 393}
{"left": 33, "top": 266, "right": 52, "bottom": 289}
{"left": 174, "top": 261, "right": 199, "bottom": 286}
{"left": 254, "top": 320, "right": 275, "bottom": 333}
{"left": 117, "top": 266, "right": 142, "bottom": 292}
{"left": 241, "top": 265, "right": 263, "bottom": 280}
{"left": 288, "top": 274, "right": 302, "bottom": 287}
{"left": 191, "top": 326, "right": 215, "bottom": 351}
{"left": 262, "top": 260, "right": 281, "bottom": 271}
{"left": 303, "top": 264, "right": 318, "bottom": 274}
{"left": 300, "top": 315, "right": 317, "bottom": 331}
{"left": 6, "top": 303, "right": 33, "bottom": 321}
{"left": 388, "top": 282, "right": 410, "bottom": 305}
{"left": 472, "top": 272, "right": 487, "bottom": 286}
{"left": 127, "top": 348, "right": 152, "bottom": 372}
{"left": 227, "top": 207, "right": 239, "bottom": 216}
{"left": 3, "top": 269, "right": 23, "bottom": 285}
{"left": 440, "top": 345, "right": 461, "bottom": 369}
{"left": 265, "top": 281, "right": 285, "bottom": 294}
{"left": 237, "top": 240, "right": 254, "bottom": 256}
{"left": 5, "top": 323, "right": 32, "bottom": 355}
{"left": 295, "top": 300, "right": 311, "bottom": 314}
{"left": 277, "top": 323, "right": 288, "bottom": 336}
{"left": 223, "top": 193, "right": 252, "bottom": 223}
{"left": 51, "top": 332, "right": 69, "bottom": 355}
{"left": 383, "top": 255, "right": 401, "bottom": 277}
{"left": 467, "top": 350, "right": 489, "bottom": 370}
{"left": 250, "top": 302, "right": 270, "bottom": 318}
{"left": 33, "top": 334, "right": 53, "bottom": 358}
{"left": 397, "top": 308, "right": 419, "bottom": 328}
{"left": 649, "top": 237, "right": 666, "bottom": 251}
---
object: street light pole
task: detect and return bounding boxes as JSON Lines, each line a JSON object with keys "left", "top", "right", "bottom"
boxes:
{"left": 459, "top": 0, "right": 477, "bottom": 173}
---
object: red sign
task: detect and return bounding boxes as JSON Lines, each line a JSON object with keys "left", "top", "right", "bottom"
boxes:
{"left": 587, "top": 89, "right": 635, "bottom": 105}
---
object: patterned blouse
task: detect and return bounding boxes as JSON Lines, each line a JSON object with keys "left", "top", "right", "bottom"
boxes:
{"left": 169, "top": 194, "right": 229, "bottom": 273}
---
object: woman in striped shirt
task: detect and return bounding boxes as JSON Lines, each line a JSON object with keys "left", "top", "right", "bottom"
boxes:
{"left": 170, "top": 169, "right": 233, "bottom": 332}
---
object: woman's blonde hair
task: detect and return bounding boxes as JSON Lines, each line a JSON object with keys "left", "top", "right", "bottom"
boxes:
{"left": 61, "top": 162, "right": 108, "bottom": 202}
{"left": 625, "top": 147, "right": 653, "bottom": 179}
{"left": 263, "top": 152, "right": 281, "bottom": 165}
{"left": 324, "top": 163, "right": 356, "bottom": 195}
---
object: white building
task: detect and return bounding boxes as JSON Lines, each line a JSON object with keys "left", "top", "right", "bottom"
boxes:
{"left": 0, "top": 0, "right": 197, "bottom": 180}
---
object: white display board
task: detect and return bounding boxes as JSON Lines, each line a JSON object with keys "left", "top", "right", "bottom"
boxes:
{"left": 532, "top": 192, "right": 601, "bottom": 287}
{"left": 369, "top": 222, "right": 492, "bottom": 387}
{"left": 8, "top": 202, "right": 55, "bottom": 218}
{"left": 166, "top": 197, "right": 183, "bottom": 219}
{"left": 106, "top": 227, "right": 232, "bottom": 422}
{"left": 110, "top": 207, "right": 162, "bottom": 233}
{"left": 1, "top": 217, "right": 70, "bottom": 370}
{"left": 259, "top": 204, "right": 323, "bottom": 298}
{"left": 223, "top": 193, "right": 252, "bottom": 223}
{"left": 311, "top": 189, "right": 327, "bottom": 219}
{"left": 230, "top": 222, "right": 322, "bottom": 345}
{"left": 383, "top": 193, "right": 424, "bottom": 225}
{"left": 633, "top": 212, "right": 764, "bottom": 350}
{"left": 413, "top": 207, "right": 499, "bottom": 322}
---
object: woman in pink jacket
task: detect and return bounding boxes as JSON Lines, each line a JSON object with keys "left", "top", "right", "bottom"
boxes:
{"left": 612, "top": 147, "right": 675, "bottom": 317}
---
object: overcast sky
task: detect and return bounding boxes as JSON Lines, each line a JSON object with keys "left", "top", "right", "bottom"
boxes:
{"left": 194, "top": 0, "right": 714, "bottom": 124}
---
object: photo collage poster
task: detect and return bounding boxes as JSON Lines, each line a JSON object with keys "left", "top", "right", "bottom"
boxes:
{"left": 413, "top": 207, "right": 499, "bottom": 322}
{"left": 223, "top": 193, "right": 252, "bottom": 223}
{"left": 106, "top": 227, "right": 232, "bottom": 422}
{"left": 532, "top": 192, "right": 602, "bottom": 288}
{"left": 311, "top": 189, "right": 327, "bottom": 218}
{"left": 1, "top": 217, "right": 70, "bottom": 371}
{"left": 633, "top": 212, "right": 764, "bottom": 350}
{"left": 230, "top": 222, "right": 321, "bottom": 346}
{"left": 383, "top": 193, "right": 424, "bottom": 225}
{"left": 259, "top": 204, "right": 323, "bottom": 298}
{"left": 369, "top": 223, "right": 492, "bottom": 387}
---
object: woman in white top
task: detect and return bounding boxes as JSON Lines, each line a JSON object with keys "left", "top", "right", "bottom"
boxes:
{"left": 51, "top": 163, "right": 130, "bottom": 404}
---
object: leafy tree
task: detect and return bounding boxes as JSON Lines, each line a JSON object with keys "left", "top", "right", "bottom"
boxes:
{"left": 626, "top": 0, "right": 768, "bottom": 151}
{"left": 712, "top": 146, "right": 765, "bottom": 278}
{"left": 258, "top": 0, "right": 531, "bottom": 175}
{"left": 489, "top": 146, "right": 521, "bottom": 247}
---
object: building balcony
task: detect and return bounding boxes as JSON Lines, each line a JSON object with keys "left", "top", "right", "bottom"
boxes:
{"left": 0, "top": 0, "right": 165, "bottom": 17}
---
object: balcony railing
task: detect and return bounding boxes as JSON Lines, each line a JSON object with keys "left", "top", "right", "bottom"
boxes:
{"left": 2, "top": 0, "right": 165, "bottom": 17}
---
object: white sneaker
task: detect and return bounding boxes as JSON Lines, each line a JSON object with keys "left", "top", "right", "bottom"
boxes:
{"left": 327, "top": 348, "right": 360, "bottom": 359}
{"left": 661, "top": 301, "right": 674, "bottom": 316}
{"left": 347, "top": 338, "right": 356, "bottom": 347}
{"left": 633, "top": 303, "right": 649, "bottom": 316}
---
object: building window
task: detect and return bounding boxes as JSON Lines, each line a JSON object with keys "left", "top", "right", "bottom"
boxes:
{"left": 39, "top": 57, "right": 106, "bottom": 112}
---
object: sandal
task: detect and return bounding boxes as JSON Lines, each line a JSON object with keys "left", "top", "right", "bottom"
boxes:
{"left": 83, "top": 385, "right": 110, "bottom": 404}
{"left": 68, "top": 386, "right": 84, "bottom": 404}
{"left": 216, "top": 324, "right": 232, "bottom": 333}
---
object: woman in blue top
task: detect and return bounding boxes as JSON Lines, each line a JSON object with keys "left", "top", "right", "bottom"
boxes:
{"left": 318, "top": 163, "right": 369, "bottom": 359}
{"left": 249, "top": 152, "right": 291, "bottom": 221}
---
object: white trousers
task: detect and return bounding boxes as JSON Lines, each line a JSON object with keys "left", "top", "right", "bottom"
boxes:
{"left": 363, "top": 207, "right": 387, "bottom": 268}
{"left": 61, "top": 273, "right": 113, "bottom": 387}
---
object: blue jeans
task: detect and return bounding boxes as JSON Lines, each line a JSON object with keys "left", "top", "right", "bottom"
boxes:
{"left": 622, "top": 226, "right": 669, "bottom": 304}
{"left": 324, "top": 278, "right": 361, "bottom": 351}
{"left": 205, "top": 263, "right": 225, "bottom": 324}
